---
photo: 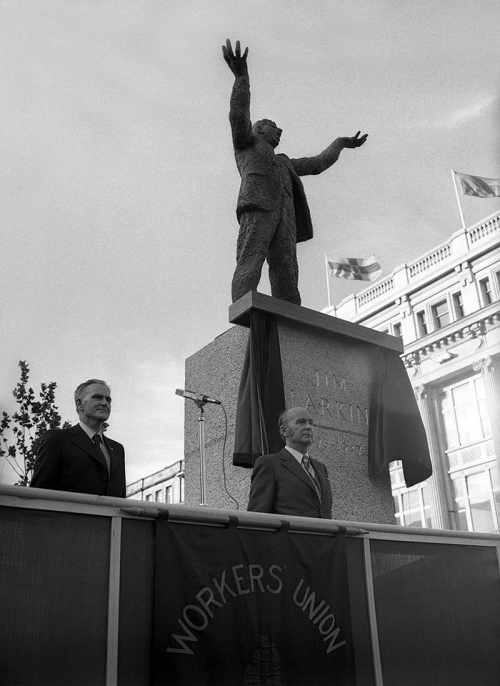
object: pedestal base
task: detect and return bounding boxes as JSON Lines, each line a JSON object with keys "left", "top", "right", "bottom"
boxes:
{"left": 184, "top": 292, "right": 402, "bottom": 523}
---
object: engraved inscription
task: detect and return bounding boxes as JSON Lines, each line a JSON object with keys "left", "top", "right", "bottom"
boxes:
{"left": 314, "top": 369, "right": 354, "bottom": 394}
{"left": 316, "top": 428, "right": 367, "bottom": 458}
{"left": 287, "top": 365, "right": 369, "bottom": 461}
{"left": 303, "top": 394, "right": 368, "bottom": 426}
{"left": 287, "top": 365, "right": 369, "bottom": 459}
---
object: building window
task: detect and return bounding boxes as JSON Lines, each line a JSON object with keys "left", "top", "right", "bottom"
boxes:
{"left": 179, "top": 476, "right": 185, "bottom": 503}
{"left": 479, "top": 277, "right": 492, "bottom": 306}
{"left": 416, "top": 310, "right": 428, "bottom": 336}
{"left": 390, "top": 461, "right": 432, "bottom": 528}
{"left": 155, "top": 489, "right": 162, "bottom": 502}
{"left": 392, "top": 322, "right": 402, "bottom": 338}
{"left": 451, "top": 468, "right": 499, "bottom": 532}
{"left": 452, "top": 291, "right": 464, "bottom": 319}
{"left": 145, "top": 493, "right": 152, "bottom": 502}
{"left": 439, "top": 375, "right": 497, "bottom": 532}
{"left": 165, "top": 485, "right": 173, "bottom": 504}
{"left": 389, "top": 461, "right": 405, "bottom": 489}
{"left": 431, "top": 299, "right": 450, "bottom": 330}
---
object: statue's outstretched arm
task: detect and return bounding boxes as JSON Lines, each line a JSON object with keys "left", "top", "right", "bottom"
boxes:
{"left": 291, "top": 131, "right": 368, "bottom": 176}
{"left": 222, "top": 39, "right": 253, "bottom": 150}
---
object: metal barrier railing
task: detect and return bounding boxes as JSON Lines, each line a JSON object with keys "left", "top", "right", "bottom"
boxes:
{"left": 2, "top": 484, "right": 500, "bottom": 686}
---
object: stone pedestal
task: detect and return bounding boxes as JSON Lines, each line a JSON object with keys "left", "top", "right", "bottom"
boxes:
{"left": 184, "top": 292, "right": 402, "bottom": 524}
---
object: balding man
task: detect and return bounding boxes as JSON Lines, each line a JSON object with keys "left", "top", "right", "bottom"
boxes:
{"left": 30, "top": 379, "right": 126, "bottom": 497}
{"left": 247, "top": 407, "right": 332, "bottom": 518}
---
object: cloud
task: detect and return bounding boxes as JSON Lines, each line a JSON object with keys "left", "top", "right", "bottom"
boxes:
{"left": 431, "top": 94, "right": 498, "bottom": 130}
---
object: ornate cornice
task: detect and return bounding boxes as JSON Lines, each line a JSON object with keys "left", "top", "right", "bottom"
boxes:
{"left": 403, "top": 351, "right": 421, "bottom": 368}
{"left": 472, "top": 356, "right": 493, "bottom": 373}
{"left": 401, "top": 310, "right": 500, "bottom": 367}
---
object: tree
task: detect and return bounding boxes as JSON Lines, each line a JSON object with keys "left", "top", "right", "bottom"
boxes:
{"left": 0, "top": 361, "right": 70, "bottom": 486}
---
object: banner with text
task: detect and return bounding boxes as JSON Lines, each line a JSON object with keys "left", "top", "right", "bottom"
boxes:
{"left": 153, "top": 522, "right": 354, "bottom": 686}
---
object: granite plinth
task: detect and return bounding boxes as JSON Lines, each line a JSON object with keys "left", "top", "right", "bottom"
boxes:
{"left": 184, "top": 292, "right": 400, "bottom": 523}
{"left": 184, "top": 326, "right": 250, "bottom": 511}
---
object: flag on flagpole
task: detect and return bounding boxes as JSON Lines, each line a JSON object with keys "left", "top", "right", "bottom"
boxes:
{"left": 455, "top": 172, "right": 500, "bottom": 198}
{"left": 327, "top": 256, "right": 382, "bottom": 282}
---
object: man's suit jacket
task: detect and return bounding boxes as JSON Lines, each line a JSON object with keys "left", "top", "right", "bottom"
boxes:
{"left": 30, "top": 424, "right": 126, "bottom": 498}
{"left": 229, "top": 73, "right": 318, "bottom": 243}
{"left": 247, "top": 448, "right": 332, "bottom": 519}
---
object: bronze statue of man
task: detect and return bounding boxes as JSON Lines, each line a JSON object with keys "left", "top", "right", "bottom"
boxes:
{"left": 222, "top": 39, "right": 368, "bottom": 305}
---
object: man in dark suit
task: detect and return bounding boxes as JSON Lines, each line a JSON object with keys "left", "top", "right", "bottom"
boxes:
{"left": 222, "top": 38, "right": 367, "bottom": 305}
{"left": 30, "top": 379, "right": 126, "bottom": 497}
{"left": 247, "top": 407, "right": 332, "bottom": 518}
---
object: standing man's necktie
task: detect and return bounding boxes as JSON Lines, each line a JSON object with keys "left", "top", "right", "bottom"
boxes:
{"left": 93, "top": 433, "right": 110, "bottom": 474}
{"left": 301, "top": 454, "right": 321, "bottom": 500}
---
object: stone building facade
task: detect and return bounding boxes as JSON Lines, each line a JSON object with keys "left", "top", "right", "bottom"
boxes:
{"left": 328, "top": 210, "right": 500, "bottom": 532}
{"left": 126, "top": 459, "right": 185, "bottom": 504}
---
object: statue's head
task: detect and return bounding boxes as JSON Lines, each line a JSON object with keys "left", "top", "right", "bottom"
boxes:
{"left": 253, "top": 119, "right": 282, "bottom": 148}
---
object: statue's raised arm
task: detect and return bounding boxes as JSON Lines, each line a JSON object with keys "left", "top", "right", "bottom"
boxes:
{"left": 222, "top": 39, "right": 252, "bottom": 150}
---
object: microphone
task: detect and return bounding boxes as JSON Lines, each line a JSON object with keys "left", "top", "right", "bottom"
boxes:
{"left": 175, "top": 388, "right": 222, "bottom": 405}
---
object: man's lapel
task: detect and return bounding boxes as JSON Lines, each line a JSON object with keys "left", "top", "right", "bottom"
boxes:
{"left": 279, "top": 449, "right": 318, "bottom": 497}
{"left": 69, "top": 424, "right": 108, "bottom": 472}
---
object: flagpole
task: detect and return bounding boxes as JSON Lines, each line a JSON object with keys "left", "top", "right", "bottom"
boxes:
{"left": 451, "top": 169, "right": 466, "bottom": 229}
{"left": 324, "top": 254, "right": 332, "bottom": 310}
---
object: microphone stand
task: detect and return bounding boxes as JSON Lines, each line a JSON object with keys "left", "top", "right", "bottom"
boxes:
{"left": 176, "top": 389, "right": 219, "bottom": 506}
{"left": 195, "top": 398, "right": 208, "bottom": 506}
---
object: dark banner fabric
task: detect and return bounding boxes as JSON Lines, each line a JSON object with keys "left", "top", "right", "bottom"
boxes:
{"left": 153, "top": 522, "right": 354, "bottom": 686}
{"left": 233, "top": 310, "right": 285, "bottom": 468}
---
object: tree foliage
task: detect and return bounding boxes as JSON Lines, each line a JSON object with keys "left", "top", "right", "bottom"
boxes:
{"left": 0, "top": 361, "right": 70, "bottom": 486}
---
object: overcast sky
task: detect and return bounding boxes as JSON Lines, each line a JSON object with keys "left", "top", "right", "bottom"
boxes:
{"left": 1, "top": 0, "right": 499, "bottom": 484}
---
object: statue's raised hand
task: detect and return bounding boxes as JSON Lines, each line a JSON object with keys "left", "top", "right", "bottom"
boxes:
{"left": 341, "top": 131, "right": 368, "bottom": 148}
{"left": 222, "top": 39, "right": 248, "bottom": 77}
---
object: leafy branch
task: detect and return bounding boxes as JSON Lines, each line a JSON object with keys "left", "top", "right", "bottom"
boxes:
{"left": 0, "top": 361, "right": 70, "bottom": 486}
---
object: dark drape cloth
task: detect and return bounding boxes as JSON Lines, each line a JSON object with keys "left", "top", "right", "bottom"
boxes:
{"left": 233, "top": 310, "right": 285, "bottom": 467}
{"left": 368, "top": 346, "right": 432, "bottom": 487}
{"left": 232, "top": 309, "right": 431, "bottom": 486}
{"left": 152, "top": 521, "right": 354, "bottom": 686}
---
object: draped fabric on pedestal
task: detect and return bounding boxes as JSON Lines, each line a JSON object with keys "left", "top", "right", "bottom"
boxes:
{"left": 368, "top": 346, "right": 432, "bottom": 487}
{"left": 232, "top": 310, "right": 285, "bottom": 467}
{"left": 231, "top": 307, "right": 432, "bottom": 487}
